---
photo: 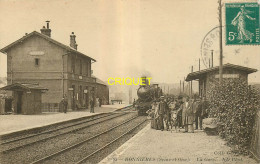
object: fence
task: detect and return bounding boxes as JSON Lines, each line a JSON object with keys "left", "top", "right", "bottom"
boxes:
{"left": 250, "top": 110, "right": 260, "bottom": 162}
{"left": 41, "top": 103, "right": 60, "bottom": 112}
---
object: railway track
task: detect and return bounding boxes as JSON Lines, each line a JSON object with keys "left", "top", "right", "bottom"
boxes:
{"left": 76, "top": 117, "right": 148, "bottom": 164}
{"left": 0, "top": 106, "right": 133, "bottom": 153}
{"left": 1, "top": 113, "right": 113, "bottom": 145}
{"left": 0, "top": 105, "right": 132, "bottom": 143}
{"left": 31, "top": 116, "right": 147, "bottom": 164}
{"left": 0, "top": 112, "right": 127, "bottom": 153}
{"left": 1, "top": 105, "right": 132, "bottom": 143}
{"left": 0, "top": 106, "right": 148, "bottom": 164}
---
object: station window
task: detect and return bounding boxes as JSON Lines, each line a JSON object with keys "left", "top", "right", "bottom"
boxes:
{"left": 35, "top": 58, "right": 40, "bottom": 66}
{"left": 80, "top": 60, "right": 82, "bottom": 75}
{"left": 71, "top": 56, "right": 75, "bottom": 73}
{"left": 86, "top": 62, "right": 89, "bottom": 76}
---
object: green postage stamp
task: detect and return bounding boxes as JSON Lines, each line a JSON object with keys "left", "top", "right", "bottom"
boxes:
{"left": 225, "top": 3, "right": 260, "bottom": 45}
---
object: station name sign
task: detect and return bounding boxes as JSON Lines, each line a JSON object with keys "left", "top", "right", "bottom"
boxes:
{"left": 215, "top": 74, "right": 239, "bottom": 78}
{"left": 29, "top": 51, "right": 45, "bottom": 56}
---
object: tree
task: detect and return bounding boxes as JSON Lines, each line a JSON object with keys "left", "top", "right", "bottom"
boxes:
{"left": 207, "top": 79, "right": 260, "bottom": 154}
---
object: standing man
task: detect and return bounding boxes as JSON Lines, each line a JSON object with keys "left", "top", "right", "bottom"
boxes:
{"left": 201, "top": 97, "right": 209, "bottom": 122}
{"left": 99, "top": 98, "right": 102, "bottom": 107}
{"left": 176, "top": 95, "right": 183, "bottom": 128}
{"left": 158, "top": 96, "right": 165, "bottom": 131}
{"left": 195, "top": 98, "right": 203, "bottom": 130}
{"left": 163, "top": 98, "right": 171, "bottom": 131}
{"left": 90, "top": 99, "right": 95, "bottom": 113}
{"left": 61, "top": 95, "right": 68, "bottom": 114}
{"left": 154, "top": 99, "right": 159, "bottom": 130}
{"left": 186, "top": 98, "right": 197, "bottom": 133}
{"left": 182, "top": 96, "right": 190, "bottom": 132}
{"left": 147, "top": 100, "right": 156, "bottom": 129}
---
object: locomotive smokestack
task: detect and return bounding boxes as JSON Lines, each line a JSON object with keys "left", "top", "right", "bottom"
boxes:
{"left": 141, "top": 76, "right": 150, "bottom": 86}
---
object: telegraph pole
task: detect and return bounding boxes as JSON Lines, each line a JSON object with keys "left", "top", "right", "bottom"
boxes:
{"left": 129, "top": 86, "right": 132, "bottom": 104}
{"left": 183, "top": 77, "right": 185, "bottom": 93}
{"left": 211, "top": 50, "right": 214, "bottom": 67}
{"left": 180, "top": 80, "right": 182, "bottom": 93}
{"left": 191, "top": 66, "right": 193, "bottom": 96}
{"left": 188, "top": 81, "right": 190, "bottom": 96}
{"left": 219, "top": 0, "right": 223, "bottom": 83}
{"left": 199, "top": 58, "right": 200, "bottom": 71}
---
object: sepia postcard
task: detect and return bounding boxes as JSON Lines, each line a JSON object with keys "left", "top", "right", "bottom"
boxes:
{"left": 0, "top": 0, "right": 259, "bottom": 163}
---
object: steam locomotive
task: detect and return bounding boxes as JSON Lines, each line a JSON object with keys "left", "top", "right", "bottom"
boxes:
{"left": 135, "top": 78, "right": 162, "bottom": 116}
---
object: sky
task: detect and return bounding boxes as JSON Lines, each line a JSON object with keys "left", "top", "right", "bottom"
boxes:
{"left": 0, "top": 0, "right": 260, "bottom": 84}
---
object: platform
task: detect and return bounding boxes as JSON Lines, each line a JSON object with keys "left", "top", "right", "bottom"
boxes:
{"left": 0, "top": 104, "right": 129, "bottom": 136}
{"left": 100, "top": 124, "right": 257, "bottom": 164}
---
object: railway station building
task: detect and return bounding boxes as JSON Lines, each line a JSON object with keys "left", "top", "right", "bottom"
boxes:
{"left": 185, "top": 63, "right": 257, "bottom": 98}
{"left": 0, "top": 83, "right": 48, "bottom": 114}
{"left": 93, "top": 76, "right": 109, "bottom": 105}
{"left": 0, "top": 22, "right": 107, "bottom": 112}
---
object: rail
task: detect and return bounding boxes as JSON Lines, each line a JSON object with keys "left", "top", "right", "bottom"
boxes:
{"left": 1, "top": 112, "right": 128, "bottom": 153}
{"left": 76, "top": 119, "right": 147, "bottom": 164}
{"left": 30, "top": 115, "right": 140, "bottom": 164}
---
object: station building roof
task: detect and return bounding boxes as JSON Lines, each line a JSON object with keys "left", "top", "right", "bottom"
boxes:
{"left": 0, "top": 31, "right": 96, "bottom": 62}
{"left": 186, "top": 63, "right": 257, "bottom": 81}
{"left": 0, "top": 83, "right": 48, "bottom": 91}
{"left": 92, "top": 75, "right": 107, "bottom": 86}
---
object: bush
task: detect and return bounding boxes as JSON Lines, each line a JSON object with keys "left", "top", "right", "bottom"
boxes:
{"left": 207, "top": 79, "right": 260, "bottom": 155}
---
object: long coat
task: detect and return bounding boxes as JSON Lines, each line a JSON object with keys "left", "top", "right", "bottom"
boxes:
{"left": 148, "top": 103, "right": 157, "bottom": 129}
{"left": 153, "top": 103, "right": 159, "bottom": 130}
{"left": 158, "top": 101, "right": 165, "bottom": 115}
{"left": 191, "top": 101, "right": 199, "bottom": 116}
{"left": 195, "top": 101, "right": 203, "bottom": 117}
{"left": 182, "top": 101, "right": 194, "bottom": 125}
{"left": 157, "top": 101, "right": 166, "bottom": 130}
{"left": 201, "top": 100, "right": 209, "bottom": 118}
{"left": 187, "top": 101, "right": 197, "bottom": 125}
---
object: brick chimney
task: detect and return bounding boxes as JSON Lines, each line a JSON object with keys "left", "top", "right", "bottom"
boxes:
{"left": 70, "top": 32, "right": 78, "bottom": 50}
{"left": 40, "top": 21, "right": 51, "bottom": 37}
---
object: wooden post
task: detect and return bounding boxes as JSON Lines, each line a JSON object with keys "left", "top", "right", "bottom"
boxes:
{"left": 199, "top": 58, "right": 200, "bottom": 71}
{"left": 129, "top": 87, "right": 132, "bottom": 104}
{"left": 183, "top": 77, "right": 185, "bottom": 93}
{"left": 219, "top": 0, "right": 223, "bottom": 83}
{"left": 180, "top": 80, "right": 182, "bottom": 93}
{"left": 191, "top": 66, "right": 193, "bottom": 96}
{"left": 189, "top": 82, "right": 191, "bottom": 96}
{"left": 211, "top": 50, "right": 214, "bottom": 67}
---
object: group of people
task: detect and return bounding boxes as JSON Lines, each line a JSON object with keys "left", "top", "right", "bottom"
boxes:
{"left": 60, "top": 95, "right": 95, "bottom": 113}
{"left": 147, "top": 95, "right": 209, "bottom": 133}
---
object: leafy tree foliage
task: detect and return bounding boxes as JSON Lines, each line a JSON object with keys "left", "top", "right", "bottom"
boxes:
{"left": 207, "top": 79, "right": 260, "bottom": 155}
